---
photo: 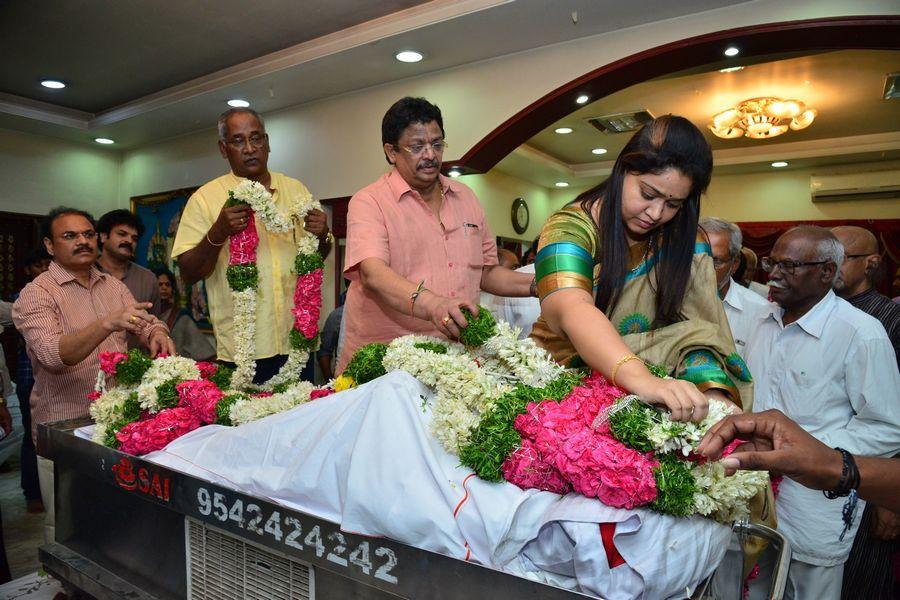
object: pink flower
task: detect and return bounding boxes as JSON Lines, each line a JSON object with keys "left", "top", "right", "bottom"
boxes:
{"left": 196, "top": 362, "right": 219, "bottom": 380}
{"left": 505, "top": 373, "right": 658, "bottom": 509}
{"left": 310, "top": 388, "right": 335, "bottom": 400}
{"left": 99, "top": 351, "right": 127, "bottom": 375}
{"left": 116, "top": 407, "right": 202, "bottom": 455}
{"left": 251, "top": 392, "right": 273, "bottom": 398}
{"left": 87, "top": 391, "right": 102, "bottom": 401}
{"left": 176, "top": 379, "right": 224, "bottom": 424}
{"left": 228, "top": 211, "right": 259, "bottom": 266}
{"left": 292, "top": 269, "right": 323, "bottom": 338}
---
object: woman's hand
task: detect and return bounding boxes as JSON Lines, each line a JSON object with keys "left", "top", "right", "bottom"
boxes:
{"left": 631, "top": 376, "right": 709, "bottom": 422}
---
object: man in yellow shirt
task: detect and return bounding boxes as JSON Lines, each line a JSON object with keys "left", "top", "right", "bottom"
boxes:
{"left": 173, "top": 108, "right": 332, "bottom": 383}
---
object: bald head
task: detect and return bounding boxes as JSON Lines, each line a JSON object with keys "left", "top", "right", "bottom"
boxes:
{"left": 831, "top": 225, "right": 881, "bottom": 297}
{"left": 767, "top": 226, "right": 843, "bottom": 321}
{"left": 497, "top": 248, "right": 521, "bottom": 270}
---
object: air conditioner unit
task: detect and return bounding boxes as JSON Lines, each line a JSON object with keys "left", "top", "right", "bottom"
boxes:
{"left": 811, "top": 169, "right": 900, "bottom": 203}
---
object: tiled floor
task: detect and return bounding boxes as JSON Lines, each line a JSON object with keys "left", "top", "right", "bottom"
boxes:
{"left": 1, "top": 455, "right": 45, "bottom": 580}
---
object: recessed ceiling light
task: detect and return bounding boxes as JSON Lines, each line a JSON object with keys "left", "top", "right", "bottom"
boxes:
{"left": 395, "top": 50, "right": 423, "bottom": 63}
{"left": 591, "top": 148, "right": 608, "bottom": 155}
{"left": 227, "top": 99, "right": 250, "bottom": 108}
{"left": 771, "top": 161, "right": 788, "bottom": 168}
{"left": 576, "top": 95, "right": 590, "bottom": 105}
{"left": 554, "top": 127, "right": 573, "bottom": 134}
{"left": 41, "top": 79, "right": 66, "bottom": 89}
{"left": 555, "top": 182, "right": 569, "bottom": 187}
{"left": 94, "top": 138, "right": 115, "bottom": 145}
{"left": 448, "top": 169, "right": 462, "bottom": 178}
{"left": 724, "top": 46, "right": 740, "bottom": 57}
{"left": 719, "top": 66, "right": 744, "bottom": 73}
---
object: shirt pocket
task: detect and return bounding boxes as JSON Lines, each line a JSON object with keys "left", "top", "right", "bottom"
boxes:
{"left": 781, "top": 368, "right": 827, "bottom": 423}
{"left": 463, "top": 223, "right": 484, "bottom": 269}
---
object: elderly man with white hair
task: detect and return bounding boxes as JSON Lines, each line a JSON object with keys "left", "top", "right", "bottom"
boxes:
{"left": 700, "top": 217, "right": 768, "bottom": 357}
{"left": 743, "top": 226, "right": 900, "bottom": 600}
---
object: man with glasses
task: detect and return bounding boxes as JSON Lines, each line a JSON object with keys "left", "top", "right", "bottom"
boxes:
{"left": 699, "top": 217, "right": 768, "bottom": 357}
{"left": 830, "top": 225, "right": 900, "bottom": 600}
{"left": 173, "top": 108, "right": 332, "bottom": 383}
{"left": 743, "top": 226, "right": 899, "bottom": 600}
{"left": 13, "top": 207, "right": 173, "bottom": 543}
{"left": 337, "top": 97, "right": 534, "bottom": 372}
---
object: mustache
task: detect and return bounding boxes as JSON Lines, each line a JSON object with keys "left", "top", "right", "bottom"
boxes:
{"left": 768, "top": 281, "right": 787, "bottom": 290}
{"left": 119, "top": 243, "right": 134, "bottom": 251}
{"left": 418, "top": 160, "right": 439, "bottom": 170}
{"left": 74, "top": 245, "right": 93, "bottom": 254}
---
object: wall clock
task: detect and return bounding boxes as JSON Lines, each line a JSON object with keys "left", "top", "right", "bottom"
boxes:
{"left": 511, "top": 197, "right": 529, "bottom": 235}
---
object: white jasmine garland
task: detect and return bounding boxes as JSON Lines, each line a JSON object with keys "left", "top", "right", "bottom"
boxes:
{"left": 692, "top": 461, "right": 770, "bottom": 523}
{"left": 646, "top": 397, "right": 735, "bottom": 456}
{"left": 136, "top": 356, "right": 200, "bottom": 411}
{"left": 474, "top": 321, "right": 563, "bottom": 387}
{"left": 230, "top": 288, "right": 258, "bottom": 389}
{"left": 89, "top": 388, "right": 134, "bottom": 444}
{"left": 228, "top": 381, "right": 316, "bottom": 426}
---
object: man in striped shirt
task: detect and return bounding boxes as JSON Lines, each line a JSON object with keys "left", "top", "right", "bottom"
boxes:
{"left": 12, "top": 207, "right": 174, "bottom": 542}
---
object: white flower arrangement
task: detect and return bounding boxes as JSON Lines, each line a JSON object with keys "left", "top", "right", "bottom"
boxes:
{"left": 230, "top": 288, "right": 258, "bottom": 389}
{"left": 646, "top": 397, "right": 735, "bottom": 456}
{"left": 136, "top": 356, "right": 201, "bottom": 411}
{"left": 89, "top": 388, "right": 135, "bottom": 444}
{"left": 692, "top": 461, "right": 770, "bottom": 522}
{"left": 474, "top": 321, "right": 563, "bottom": 388}
{"left": 228, "top": 381, "right": 316, "bottom": 426}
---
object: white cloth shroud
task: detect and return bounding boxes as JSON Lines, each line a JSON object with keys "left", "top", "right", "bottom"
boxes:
{"left": 135, "top": 371, "right": 729, "bottom": 599}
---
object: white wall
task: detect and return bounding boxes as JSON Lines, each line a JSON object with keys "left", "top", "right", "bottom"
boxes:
{"left": 0, "top": 128, "right": 121, "bottom": 217}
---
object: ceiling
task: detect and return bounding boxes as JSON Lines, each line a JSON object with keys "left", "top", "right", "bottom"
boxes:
{"left": 496, "top": 49, "right": 900, "bottom": 186}
{"left": 0, "top": 0, "right": 749, "bottom": 149}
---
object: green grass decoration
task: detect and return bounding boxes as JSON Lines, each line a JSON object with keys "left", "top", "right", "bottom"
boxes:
{"left": 290, "top": 328, "right": 319, "bottom": 351}
{"left": 651, "top": 454, "right": 697, "bottom": 517}
{"left": 224, "top": 194, "right": 248, "bottom": 209}
{"left": 457, "top": 306, "right": 496, "bottom": 347}
{"left": 645, "top": 362, "right": 669, "bottom": 379}
{"left": 155, "top": 379, "right": 180, "bottom": 410}
{"left": 226, "top": 264, "right": 259, "bottom": 291}
{"left": 344, "top": 343, "right": 388, "bottom": 384}
{"left": 103, "top": 392, "right": 142, "bottom": 448}
{"left": 215, "top": 393, "right": 249, "bottom": 426}
{"left": 458, "top": 370, "right": 584, "bottom": 481}
{"left": 294, "top": 253, "right": 325, "bottom": 275}
{"left": 607, "top": 399, "right": 656, "bottom": 453}
{"left": 271, "top": 381, "right": 293, "bottom": 394}
{"left": 115, "top": 349, "right": 153, "bottom": 386}
{"left": 209, "top": 364, "right": 233, "bottom": 391}
{"left": 413, "top": 341, "right": 448, "bottom": 354}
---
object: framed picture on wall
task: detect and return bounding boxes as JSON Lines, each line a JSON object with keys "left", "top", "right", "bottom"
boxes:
{"left": 130, "top": 187, "right": 214, "bottom": 332}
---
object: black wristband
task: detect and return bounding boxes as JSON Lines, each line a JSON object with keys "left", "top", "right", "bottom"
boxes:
{"left": 823, "top": 447, "right": 859, "bottom": 499}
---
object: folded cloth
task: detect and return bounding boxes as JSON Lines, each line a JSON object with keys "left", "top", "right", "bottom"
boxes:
{"left": 145, "top": 371, "right": 730, "bottom": 599}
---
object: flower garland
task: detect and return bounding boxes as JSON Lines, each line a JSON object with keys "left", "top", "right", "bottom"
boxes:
{"left": 225, "top": 179, "right": 323, "bottom": 389}
{"left": 90, "top": 351, "right": 335, "bottom": 455}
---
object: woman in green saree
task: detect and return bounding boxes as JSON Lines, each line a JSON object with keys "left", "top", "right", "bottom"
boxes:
{"left": 531, "top": 115, "right": 752, "bottom": 422}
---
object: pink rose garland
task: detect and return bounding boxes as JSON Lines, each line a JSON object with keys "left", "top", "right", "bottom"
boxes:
{"left": 116, "top": 407, "right": 202, "bottom": 456}
{"left": 229, "top": 211, "right": 258, "bottom": 266}
{"left": 176, "top": 379, "right": 224, "bottom": 424}
{"left": 99, "top": 351, "right": 128, "bottom": 375}
{"left": 503, "top": 373, "right": 659, "bottom": 509}
{"left": 292, "top": 268, "right": 323, "bottom": 338}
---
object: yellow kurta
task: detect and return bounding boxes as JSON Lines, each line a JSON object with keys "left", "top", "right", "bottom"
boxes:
{"left": 172, "top": 171, "right": 311, "bottom": 362}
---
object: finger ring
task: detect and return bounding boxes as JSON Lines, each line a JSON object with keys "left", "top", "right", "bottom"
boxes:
{"left": 441, "top": 315, "right": 451, "bottom": 325}
{"left": 129, "top": 315, "right": 136, "bottom": 323}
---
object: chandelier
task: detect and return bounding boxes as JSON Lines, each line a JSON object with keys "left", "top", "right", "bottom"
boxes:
{"left": 709, "top": 97, "right": 817, "bottom": 140}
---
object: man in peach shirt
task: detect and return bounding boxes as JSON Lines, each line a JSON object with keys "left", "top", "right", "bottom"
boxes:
{"left": 338, "top": 97, "right": 534, "bottom": 372}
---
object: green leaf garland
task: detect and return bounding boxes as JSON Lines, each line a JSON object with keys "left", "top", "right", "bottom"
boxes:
{"left": 226, "top": 264, "right": 259, "bottom": 291}
{"left": 458, "top": 305, "right": 496, "bottom": 347}
{"left": 344, "top": 343, "right": 388, "bottom": 384}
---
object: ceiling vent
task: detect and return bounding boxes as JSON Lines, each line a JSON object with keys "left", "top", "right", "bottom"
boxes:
{"left": 586, "top": 110, "right": 655, "bottom": 134}
{"left": 883, "top": 72, "right": 900, "bottom": 100}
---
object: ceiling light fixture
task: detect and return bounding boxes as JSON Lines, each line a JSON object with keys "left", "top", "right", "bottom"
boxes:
{"left": 554, "top": 127, "right": 573, "bottom": 134}
{"left": 395, "top": 50, "right": 423, "bottom": 63}
{"left": 95, "top": 138, "right": 115, "bottom": 145}
{"left": 724, "top": 46, "right": 740, "bottom": 57}
{"left": 718, "top": 66, "right": 744, "bottom": 73}
{"left": 227, "top": 99, "right": 250, "bottom": 108}
{"left": 576, "top": 95, "right": 590, "bottom": 104}
{"left": 448, "top": 169, "right": 462, "bottom": 178}
{"left": 709, "top": 97, "right": 817, "bottom": 140}
{"left": 771, "top": 161, "right": 788, "bottom": 168}
{"left": 555, "top": 182, "right": 569, "bottom": 187}
{"left": 591, "top": 148, "right": 607, "bottom": 155}
{"left": 41, "top": 79, "right": 66, "bottom": 89}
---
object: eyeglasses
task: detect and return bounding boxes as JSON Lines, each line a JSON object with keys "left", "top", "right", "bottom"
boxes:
{"left": 843, "top": 253, "right": 873, "bottom": 261}
{"left": 59, "top": 230, "right": 97, "bottom": 242}
{"left": 761, "top": 257, "right": 827, "bottom": 275}
{"left": 395, "top": 140, "right": 448, "bottom": 156}
{"left": 225, "top": 134, "right": 266, "bottom": 149}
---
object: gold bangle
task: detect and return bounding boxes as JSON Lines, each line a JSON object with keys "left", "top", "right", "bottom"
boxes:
{"left": 611, "top": 354, "right": 642, "bottom": 388}
{"left": 206, "top": 231, "right": 226, "bottom": 247}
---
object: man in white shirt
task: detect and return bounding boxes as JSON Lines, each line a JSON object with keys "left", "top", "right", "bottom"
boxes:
{"left": 744, "top": 226, "right": 900, "bottom": 600}
{"left": 700, "top": 217, "right": 768, "bottom": 357}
